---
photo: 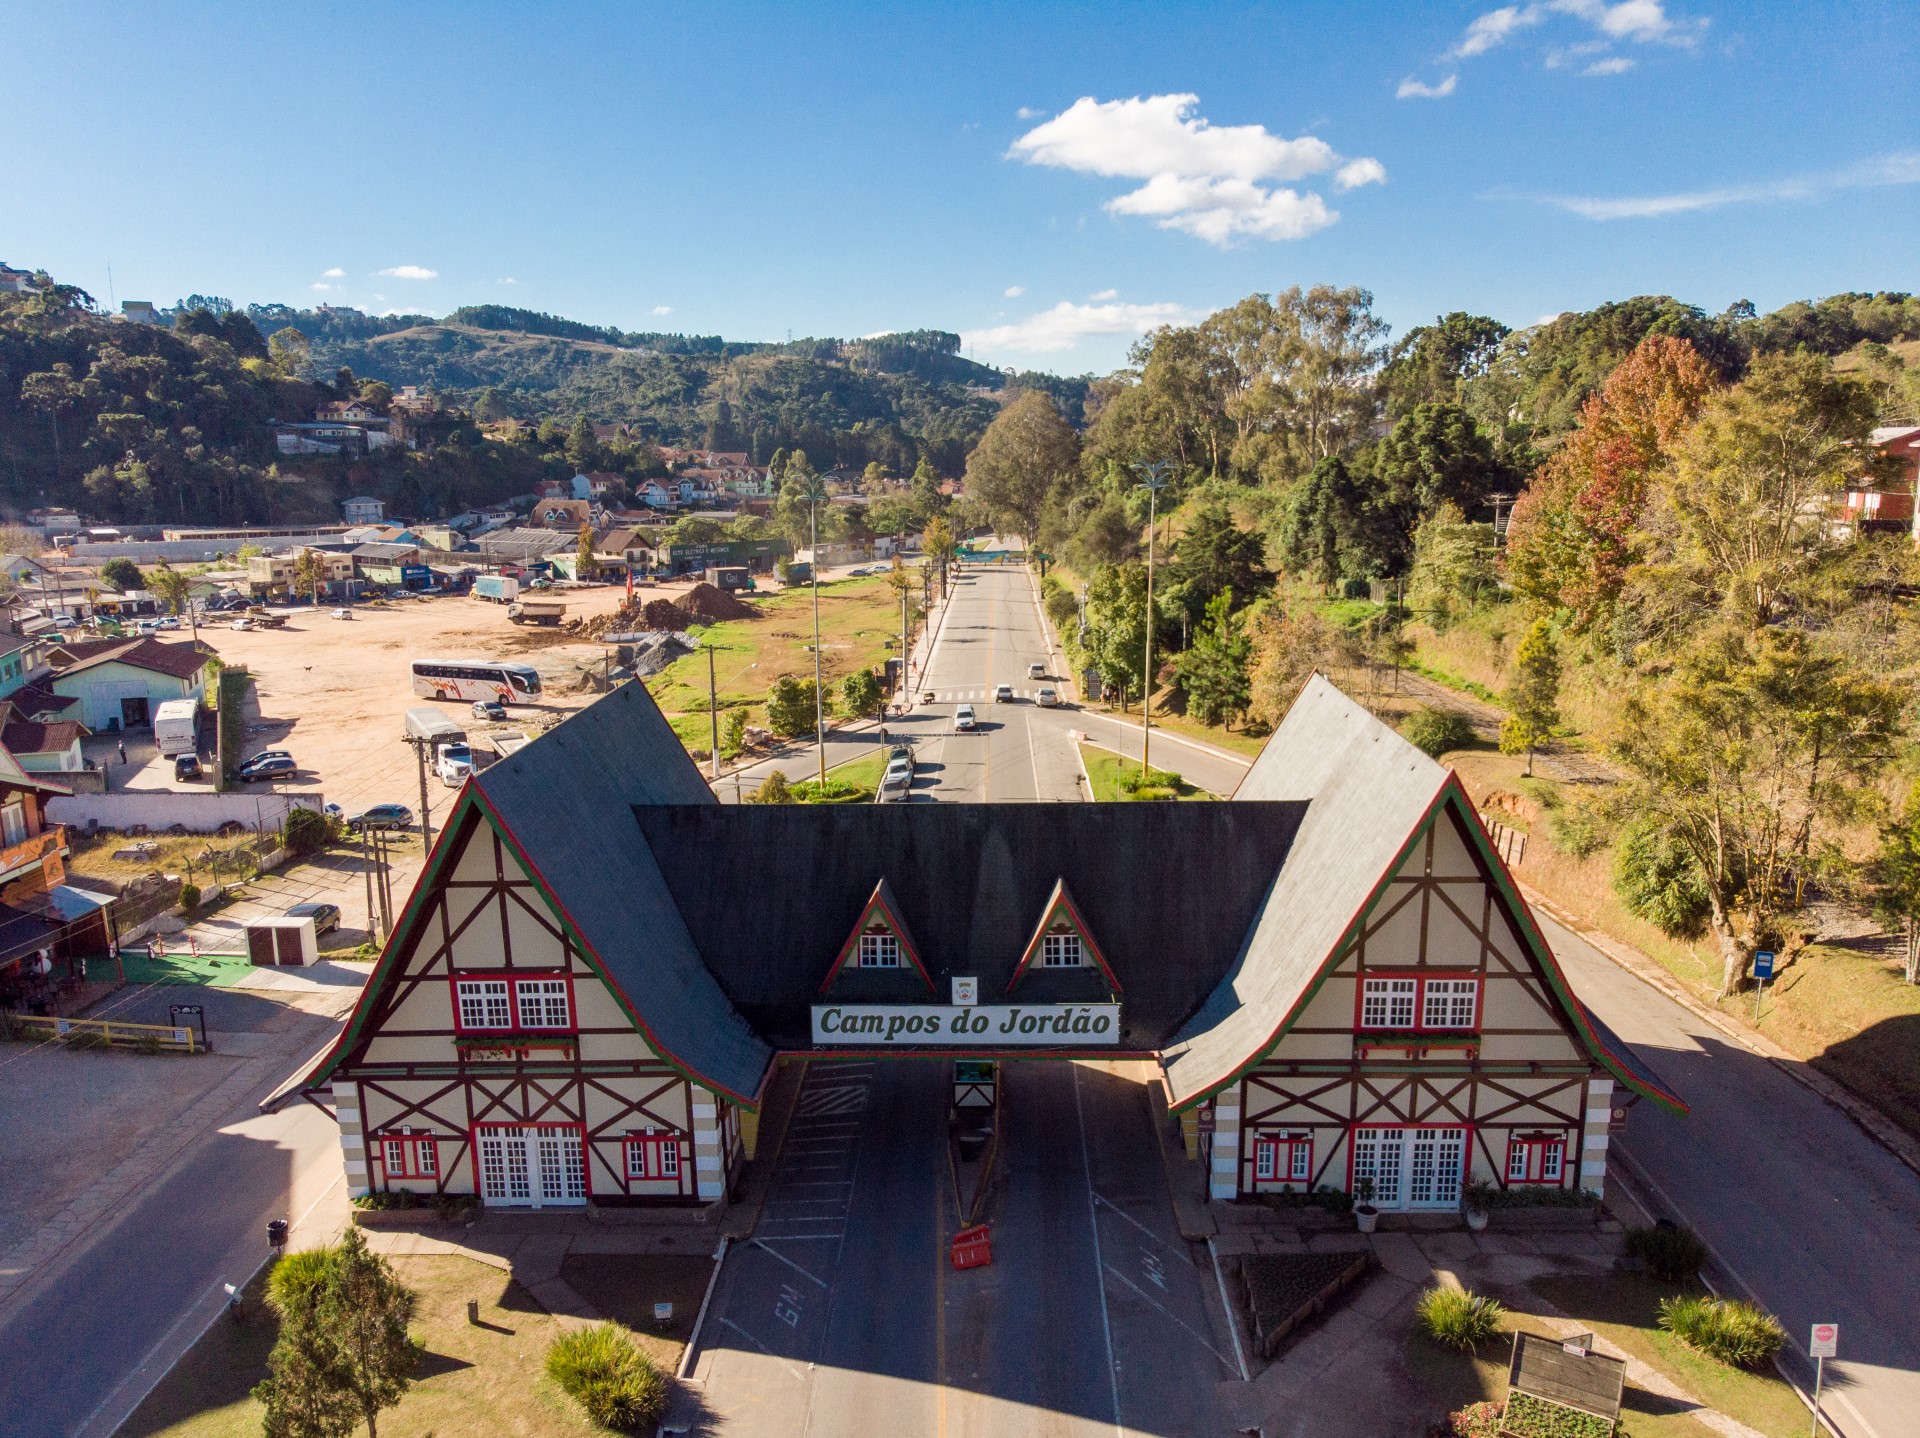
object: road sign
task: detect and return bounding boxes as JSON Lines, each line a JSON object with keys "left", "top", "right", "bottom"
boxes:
{"left": 1809, "top": 1323, "right": 1838, "bottom": 1358}
{"left": 1752, "top": 950, "right": 1776, "bottom": 981}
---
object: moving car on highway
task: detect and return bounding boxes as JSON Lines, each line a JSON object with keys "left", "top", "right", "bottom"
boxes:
{"left": 954, "top": 704, "right": 977, "bottom": 732}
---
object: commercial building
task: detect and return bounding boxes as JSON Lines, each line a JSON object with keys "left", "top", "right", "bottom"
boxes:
{"left": 47, "top": 637, "right": 211, "bottom": 730}
{"left": 291, "top": 677, "right": 1681, "bottom": 1211}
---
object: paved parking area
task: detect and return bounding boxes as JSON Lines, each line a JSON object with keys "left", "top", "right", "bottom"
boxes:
{"left": 690, "top": 1059, "right": 1236, "bottom": 1438}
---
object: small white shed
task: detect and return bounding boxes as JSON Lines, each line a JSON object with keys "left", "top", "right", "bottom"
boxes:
{"left": 244, "top": 915, "right": 319, "bottom": 967}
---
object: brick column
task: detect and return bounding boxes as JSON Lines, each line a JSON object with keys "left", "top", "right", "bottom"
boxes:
{"left": 334, "top": 1079, "right": 370, "bottom": 1198}
{"left": 1208, "top": 1087, "right": 1242, "bottom": 1201}
{"left": 1581, "top": 1076, "right": 1613, "bottom": 1199}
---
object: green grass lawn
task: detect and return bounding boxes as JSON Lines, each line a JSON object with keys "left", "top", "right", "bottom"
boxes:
{"left": 1079, "top": 744, "right": 1215, "bottom": 801}
{"left": 792, "top": 748, "right": 888, "bottom": 803}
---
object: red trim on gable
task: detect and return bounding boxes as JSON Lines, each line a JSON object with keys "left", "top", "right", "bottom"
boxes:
{"left": 817, "top": 879, "right": 936, "bottom": 995}
{"left": 1006, "top": 878, "right": 1123, "bottom": 994}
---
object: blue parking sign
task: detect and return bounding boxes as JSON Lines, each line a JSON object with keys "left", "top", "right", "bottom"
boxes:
{"left": 1752, "top": 950, "right": 1776, "bottom": 981}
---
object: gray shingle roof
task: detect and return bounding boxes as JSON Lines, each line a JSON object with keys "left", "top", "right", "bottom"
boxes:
{"left": 1161, "top": 675, "right": 1450, "bottom": 1105}
{"left": 471, "top": 682, "right": 774, "bottom": 1104}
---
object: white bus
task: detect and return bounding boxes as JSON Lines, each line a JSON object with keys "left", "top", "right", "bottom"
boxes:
{"left": 411, "top": 659, "right": 543, "bottom": 705}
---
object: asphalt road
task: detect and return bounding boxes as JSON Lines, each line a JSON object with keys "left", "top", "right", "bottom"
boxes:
{"left": 691, "top": 1058, "right": 1239, "bottom": 1438}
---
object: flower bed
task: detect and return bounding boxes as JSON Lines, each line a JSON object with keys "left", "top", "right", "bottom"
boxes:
{"left": 1241, "top": 1250, "right": 1376, "bottom": 1358}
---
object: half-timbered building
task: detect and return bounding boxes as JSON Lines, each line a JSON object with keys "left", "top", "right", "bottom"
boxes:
{"left": 290, "top": 674, "right": 1681, "bottom": 1213}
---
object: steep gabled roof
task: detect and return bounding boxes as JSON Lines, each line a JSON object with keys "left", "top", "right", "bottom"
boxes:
{"left": 1006, "top": 877, "right": 1120, "bottom": 994}
{"left": 818, "top": 876, "right": 934, "bottom": 995}
{"left": 1161, "top": 675, "right": 1686, "bottom": 1115}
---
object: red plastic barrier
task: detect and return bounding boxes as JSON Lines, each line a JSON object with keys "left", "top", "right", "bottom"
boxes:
{"left": 950, "top": 1224, "right": 992, "bottom": 1270}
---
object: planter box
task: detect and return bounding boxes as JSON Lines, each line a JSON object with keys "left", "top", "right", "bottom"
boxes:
{"left": 1484, "top": 1205, "right": 1598, "bottom": 1231}
{"left": 351, "top": 1204, "right": 475, "bottom": 1230}
{"left": 1241, "top": 1250, "right": 1377, "bottom": 1359}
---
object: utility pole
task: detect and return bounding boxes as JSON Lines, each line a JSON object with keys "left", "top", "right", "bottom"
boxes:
{"left": 706, "top": 642, "right": 720, "bottom": 781}
{"left": 899, "top": 580, "right": 910, "bottom": 704}
{"left": 404, "top": 736, "right": 434, "bottom": 856}
{"left": 1133, "top": 460, "right": 1176, "bottom": 779}
{"left": 803, "top": 471, "right": 829, "bottom": 786}
{"left": 361, "top": 826, "right": 379, "bottom": 940}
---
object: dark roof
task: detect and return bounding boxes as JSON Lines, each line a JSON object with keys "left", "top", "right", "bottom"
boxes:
{"left": 0, "top": 900, "right": 63, "bottom": 967}
{"left": 2, "top": 720, "right": 79, "bottom": 754}
{"left": 53, "top": 638, "right": 210, "bottom": 682}
{"left": 634, "top": 802, "right": 1305, "bottom": 1050}
{"left": 469, "top": 681, "right": 773, "bottom": 1104}
{"left": 3, "top": 684, "right": 79, "bottom": 720}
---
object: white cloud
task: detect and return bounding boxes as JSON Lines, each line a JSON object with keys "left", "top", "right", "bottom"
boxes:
{"left": 1541, "top": 151, "right": 1920, "bottom": 220}
{"left": 1396, "top": 74, "right": 1458, "bottom": 99}
{"left": 1449, "top": 6, "right": 1543, "bottom": 58}
{"left": 1009, "top": 94, "right": 1376, "bottom": 247}
{"left": 321, "top": 266, "right": 345, "bottom": 279}
{"left": 1583, "top": 55, "right": 1637, "bottom": 74}
{"left": 962, "top": 299, "right": 1196, "bottom": 355}
{"left": 1335, "top": 157, "right": 1388, "bottom": 191}
{"left": 1016, "top": 106, "right": 1043, "bottom": 120}
{"left": 651, "top": 305, "right": 673, "bottom": 316}
{"left": 1004, "top": 285, "right": 1025, "bottom": 298}
{"left": 497, "top": 276, "right": 519, "bottom": 285}
{"left": 375, "top": 265, "right": 438, "bottom": 280}
{"left": 311, "top": 282, "right": 333, "bottom": 291}
{"left": 1089, "top": 288, "right": 1119, "bottom": 300}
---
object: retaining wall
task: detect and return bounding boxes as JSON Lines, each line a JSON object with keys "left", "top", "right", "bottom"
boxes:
{"left": 48, "top": 791, "right": 325, "bottom": 835}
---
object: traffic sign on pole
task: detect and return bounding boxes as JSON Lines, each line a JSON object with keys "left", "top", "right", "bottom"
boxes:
{"left": 1752, "top": 950, "right": 1776, "bottom": 1025}
{"left": 1808, "top": 1322, "right": 1837, "bottom": 1358}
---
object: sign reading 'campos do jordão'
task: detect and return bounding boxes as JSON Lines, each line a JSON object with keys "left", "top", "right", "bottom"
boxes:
{"left": 811, "top": 1003, "right": 1122, "bottom": 1047}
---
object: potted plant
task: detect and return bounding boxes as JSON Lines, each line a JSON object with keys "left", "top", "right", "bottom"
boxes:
{"left": 1353, "top": 1177, "right": 1379, "bottom": 1234}
{"left": 1463, "top": 1180, "right": 1495, "bottom": 1232}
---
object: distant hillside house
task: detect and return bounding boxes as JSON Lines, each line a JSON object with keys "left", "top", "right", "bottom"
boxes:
{"left": 342, "top": 496, "right": 386, "bottom": 526}
{"left": 1, "top": 716, "right": 83, "bottom": 774}
{"left": 533, "top": 499, "right": 593, "bottom": 531}
{"left": 119, "top": 301, "right": 162, "bottom": 325}
{"left": 0, "top": 265, "right": 48, "bottom": 296}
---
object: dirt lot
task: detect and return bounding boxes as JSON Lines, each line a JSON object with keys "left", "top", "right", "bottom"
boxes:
{"left": 202, "top": 584, "right": 647, "bottom": 825}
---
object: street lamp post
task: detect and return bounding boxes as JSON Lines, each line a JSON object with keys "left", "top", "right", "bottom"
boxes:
{"left": 1132, "top": 460, "right": 1175, "bottom": 779}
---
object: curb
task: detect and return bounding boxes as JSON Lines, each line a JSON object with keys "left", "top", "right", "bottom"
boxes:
{"left": 1521, "top": 882, "right": 1920, "bottom": 1182}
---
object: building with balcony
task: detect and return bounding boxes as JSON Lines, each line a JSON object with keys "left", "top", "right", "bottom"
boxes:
{"left": 0, "top": 743, "right": 115, "bottom": 1014}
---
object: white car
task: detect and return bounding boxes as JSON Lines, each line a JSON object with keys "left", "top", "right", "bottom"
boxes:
{"left": 151, "top": 616, "right": 181, "bottom": 630}
{"left": 1028, "top": 662, "right": 1047, "bottom": 679}
{"left": 1036, "top": 686, "right": 1060, "bottom": 707}
{"left": 954, "top": 704, "right": 977, "bottom": 732}
{"left": 229, "top": 618, "right": 252, "bottom": 631}
{"left": 330, "top": 607, "right": 352, "bottom": 620}
{"left": 993, "top": 684, "right": 1014, "bottom": 703}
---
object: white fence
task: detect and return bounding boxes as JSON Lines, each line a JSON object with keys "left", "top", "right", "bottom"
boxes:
{"left": 47, "top": 791, "right": 325, "bottom": 835}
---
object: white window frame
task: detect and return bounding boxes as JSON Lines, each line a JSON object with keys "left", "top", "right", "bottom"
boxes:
{"left": 858, "top": 932, "right": 900, "bottom": 968}
{"left": 1041, "top": 932, "right": 1084, "bottom": 968}
{"left": 1359, "top": 977, "right": 1417, "bottom": 1029}
{"left": 1353, "top": 1125, "right": 1466, "bottom": 1210}
{"left": 514, "top": 978, "right": 572, "bottom": 1029}
{"left": 0, "top": 801, "right": 25, "bottom": 847}
{"left": 1506, "top": 1135, "right": 1567, "bottom": 1185}
{"left": 456, "top": 979, "right": 512, "bottom": 1031}
{"left": 625, "top": 1130, "right": 681, "bottom": 1182}
{"left": 1422, "top": 978, "right": 1479, "bottom": 1030}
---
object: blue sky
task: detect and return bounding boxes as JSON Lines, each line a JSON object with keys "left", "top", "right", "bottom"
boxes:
{"left": 3, "top": 1, "right": 1914, "bottom": 374}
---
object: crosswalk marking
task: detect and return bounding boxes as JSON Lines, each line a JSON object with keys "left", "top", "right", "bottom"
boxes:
{"left": 922, "top": 687, "right": 1056, "bottom": 702}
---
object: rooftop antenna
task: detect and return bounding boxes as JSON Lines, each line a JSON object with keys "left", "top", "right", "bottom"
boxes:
{"left": 107, "top": 263, "right": 115, "bottom": 309}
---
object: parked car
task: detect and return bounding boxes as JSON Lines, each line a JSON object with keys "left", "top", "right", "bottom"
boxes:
{"left": 285, "top": 902, "right": 341, "bottom": 936}
{"left": 887, "top": 743, "right": 914, "bottom": 771}
{"left": 471, "top": 699, "right": 507, "bottom": 721}
{"left": 173, "top": 753, "right": 203, "bottom": 781}
{"left": 1027, "top": 662, "right": 1047, "bottom": 679}
{"left": 878, "top": 765, "right": 912, "bottom": 802}
{"left": 347, "top": 803, "right": 414, "bottom": 832}
{"left": 1036, "top": 686, "right": 1060, "bottom": 707}
{"left": 152, "top": 616, "right": 181, "bottom": 630}
{"left": 229, "top": 618, "right": 252, "bottom": 631}
{"left": 994, "top": 683, "right": 1014, "bottom": 703}
{"left": 236, "top": 752, "right": 297, "bottom": 782}
{"left": 954, "top": 704, "right": 977, "bottom": 732}
{"left": 330, "top": 607, "right": 352, "bottom": 620}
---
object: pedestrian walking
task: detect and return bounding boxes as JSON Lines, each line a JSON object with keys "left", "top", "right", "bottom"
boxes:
{"left": 117, "top": 739, "right": 127, "bottom": 764}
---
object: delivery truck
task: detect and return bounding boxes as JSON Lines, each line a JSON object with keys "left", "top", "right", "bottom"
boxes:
{"left": 153, "top": 698, "right": 200, "bottom": 757}
{"left": 474, "top": 574, "right": 520, "bottom": 603}
{"left": 506, "top": 598, "right": 567, "bottom": 626}
{"left": 405, "top": 707, "right": 473, "bottom": 786}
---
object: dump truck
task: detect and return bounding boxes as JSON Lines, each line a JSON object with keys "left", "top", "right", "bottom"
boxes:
{"left": 506, "top": 598, "right": 567, "bottom": 626}
{"left": 153, "top": 698, "right": 200, "bottom": 757}
{"left": 474, "top": 574, "right": 520, "bottom": 604}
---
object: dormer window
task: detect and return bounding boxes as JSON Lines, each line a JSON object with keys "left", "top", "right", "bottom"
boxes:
{"left": 1041, "top": 933, "right": 1083, "bottom": 968}
{"left": 1359, "top": 974, "right": 1479, "bottom": 1031}
{"left": 858, "top": 933, "right": 900, "bottom": 968}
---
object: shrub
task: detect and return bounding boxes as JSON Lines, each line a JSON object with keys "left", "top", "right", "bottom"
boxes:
{"left": 1443, "top": 1402, "right": 1503, "bottom": 1438}
{"left": 1657, "top": 1295, "right": 1785, "bottom": 1368}
{"left": 747, "top": 771, "right": 794, "bottom": 804}
{"left": 1414, "top": 1285, "right": 1505, "bottom": 1352}
{"left": 178, "top": 883, "right": 202, "bottom": 912}
{"left": 1402, "top": 707, "right": 1476, "bottom": 758}
{"left": 765, "top": 676, "right": 826, "bottom": 739}
{"left": 546, "top": 1323, "right": 668, "bottom": 1433}
{"left": 284, "top": 805, "right": 332, "bottom": 857}
{"left": 1624, "top": 1224, "right": 1707, "bottom": 1283}
{"left": 1612, "top": 818, "right": 1711, "bottom": 939}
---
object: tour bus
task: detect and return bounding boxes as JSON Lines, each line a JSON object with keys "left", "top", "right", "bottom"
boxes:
{"left": 410, "top": 658, "right": 543, "bottom": 705}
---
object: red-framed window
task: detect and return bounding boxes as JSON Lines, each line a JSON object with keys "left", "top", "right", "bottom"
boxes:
{"left": 379, "top": 1133, "right": 438, "bottom": 1180}
{"left": 1253, "top": 1131, "right": 1311, "bottom": 1184}
{"left": 1506, "top": 1135, "right": 1566, "bottom": 1185}
{"left": 450, "top": 970, "right": 576, "bottom": 1033}
{"left": 1357, "top": 973, "right": 1480, "bottom": 1032}
{"left": 625, "top": 1129, "right": 682, "bottom": 1181}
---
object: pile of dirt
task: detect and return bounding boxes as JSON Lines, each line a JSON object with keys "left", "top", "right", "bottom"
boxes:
{"left": 681, "top": 582, "right": 759, "bottom": 622}
{"left": 641, "top": 598, "right": 692, "bottom": 631}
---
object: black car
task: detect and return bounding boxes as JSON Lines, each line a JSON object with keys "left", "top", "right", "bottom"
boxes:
{"left": 285, "top": 902, "right": 341, "bottom": 936}
{"left": 236, "top": 753, "right": 297, "bottom": 782}
{"left": 471, "top": 699, "right": 507, "bottom": 721}
{"left": 173, "top": 753, "right": 203, "bottom": 782}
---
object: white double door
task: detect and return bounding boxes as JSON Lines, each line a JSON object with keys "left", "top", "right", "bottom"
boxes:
{"left": 476, "top": 1125, "right": 587, "bottom": 1207}
{"left": 1351, "top": 1126, "right": 1466, "bottom": 1210}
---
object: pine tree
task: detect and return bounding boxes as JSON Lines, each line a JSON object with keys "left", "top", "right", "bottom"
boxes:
{"left": 1499, "top": 617, "right": 1562, "bottom": 776}
{"left": 255, "top": 1232, "right": 418, "bottom": 1438}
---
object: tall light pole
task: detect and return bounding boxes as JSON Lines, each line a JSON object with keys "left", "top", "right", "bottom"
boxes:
{"left": 1133, "top": 460, "right": 1176, "bottom": 779}
{"left": 802, "top": 470, "right": 831, "bottom": 786}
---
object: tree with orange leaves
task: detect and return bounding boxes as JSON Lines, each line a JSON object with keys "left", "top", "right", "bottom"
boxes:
{"left": 1506, "top": 335, "right": 1720, "bottom": 627}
